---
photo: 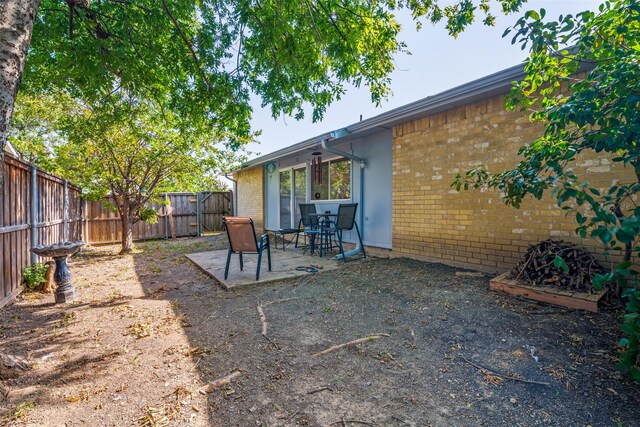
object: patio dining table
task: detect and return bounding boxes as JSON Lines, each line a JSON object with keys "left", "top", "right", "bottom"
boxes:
{"left": 309, "top": 212, "right": 337, "bottom": 256}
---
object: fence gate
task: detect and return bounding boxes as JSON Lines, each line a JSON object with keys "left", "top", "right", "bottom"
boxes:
{"left": 198, "top": 191, "right": 232, "bottom": 233}
{"left": 85, "top": 191, "right": 233, "bottom": 244}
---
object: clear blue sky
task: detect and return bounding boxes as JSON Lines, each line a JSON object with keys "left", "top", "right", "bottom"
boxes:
{"left": 245, "top": 0, "right": 602, "bottom": 159}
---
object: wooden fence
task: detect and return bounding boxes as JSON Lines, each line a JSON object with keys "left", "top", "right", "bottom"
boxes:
{"left": 1, "top": 152, "right": 233, "bottom": 308}
{"left": 85, "top": 191, "right": 233, "bottom": 245}
{"left": 1, "top": 153, "right": 82, "bottom": 308}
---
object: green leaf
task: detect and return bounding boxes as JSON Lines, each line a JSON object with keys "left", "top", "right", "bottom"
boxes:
{"left": 553, "top": 255, "right": 569, "bottom": 273}
{"left": 525, "top": 10, "right": 540, "bottom": 20}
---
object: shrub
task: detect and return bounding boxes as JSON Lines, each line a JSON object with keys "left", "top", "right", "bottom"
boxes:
{"left": 22, "top": 263, "right": 48, "bottom": 291}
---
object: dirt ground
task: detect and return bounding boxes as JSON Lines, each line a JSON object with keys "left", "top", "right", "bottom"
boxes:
{"left": 1, "top": 235, "right": 638, "bottom": 426}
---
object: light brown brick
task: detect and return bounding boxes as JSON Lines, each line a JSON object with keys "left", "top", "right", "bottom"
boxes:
{"left": 391, "top": 92, "right": 634, "bottom": 271}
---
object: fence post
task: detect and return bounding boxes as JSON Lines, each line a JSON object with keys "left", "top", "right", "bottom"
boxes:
{"left": 78, "top": 195, "right": 83, "bottom": 242}
{"left": 164, "top": 193, "right": 169, "bottom": 240}
{"left": 30, "top": 165, "right": 38, "bottom": 264}
{"left": 63, "top": 180, "right": 69, "bottom": 241}
{"left": 84, "top": 200, "right": 89, "bottom": 244}
{"left": 196, "top": 192, "right": 201, "bottom": 237}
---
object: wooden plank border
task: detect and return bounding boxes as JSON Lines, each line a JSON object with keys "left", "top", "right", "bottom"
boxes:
{"left": 0, "top": 285, "right": 24, "bottom": 310}
{"left": 489, "top": 272, "right": 606, "bottom": 313}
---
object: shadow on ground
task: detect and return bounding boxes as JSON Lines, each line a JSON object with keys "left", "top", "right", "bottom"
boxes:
{"left": 1, "top": 235, "right": 638, "bottom": 426}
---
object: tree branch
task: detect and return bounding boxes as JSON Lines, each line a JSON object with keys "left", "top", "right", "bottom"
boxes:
{"left": 160, "top": 0, "right": 211, "bottom": 90}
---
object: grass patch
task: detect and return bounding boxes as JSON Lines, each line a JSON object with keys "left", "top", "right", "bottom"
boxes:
{"left": 13, "top": 401, "right": 35, "bottom": 420}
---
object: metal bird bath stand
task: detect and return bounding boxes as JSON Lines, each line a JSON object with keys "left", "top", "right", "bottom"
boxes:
{"left": 31, "top": 241, "right": 84, "bottom": 304}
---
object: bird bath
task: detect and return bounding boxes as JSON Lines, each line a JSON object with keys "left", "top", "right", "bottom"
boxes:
{"left": 31, "top": 241, "right": 84, "bottom": 304}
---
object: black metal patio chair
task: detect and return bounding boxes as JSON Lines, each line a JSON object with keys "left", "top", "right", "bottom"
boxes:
{"left": 223, "top": 216, "right": 271, "bottom": 280}
{"left": 333, "top": 203, "right": 366, "bottom": 262}
{"left": 295, "top": 203, "right": 321, "bottom": 253}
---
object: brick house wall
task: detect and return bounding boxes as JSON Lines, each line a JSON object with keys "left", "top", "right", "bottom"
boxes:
{"left": 235, "top": 166, "right": 265, "bottom": 231}
{"left": 391, "top": 93, "right": 634, "bottom": 272}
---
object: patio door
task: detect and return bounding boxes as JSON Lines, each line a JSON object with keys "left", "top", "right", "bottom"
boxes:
{"left": 293, "top": 167, "right": 306, "bottom": 227}
{"left": 279, "top": 166, "right": 307, "bottom": 229}
{"left": 279, "top": 170, "right": 292, "bottom": 229}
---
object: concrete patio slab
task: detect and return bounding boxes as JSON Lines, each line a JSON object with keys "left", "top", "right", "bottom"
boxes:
{"left": 185, "top": 247, "right": 340, "bottom": 289}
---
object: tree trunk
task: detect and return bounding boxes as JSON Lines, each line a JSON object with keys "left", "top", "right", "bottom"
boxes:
{"left": 0, "top": 0, "right": 41, "bottom": 192}
{"left": 120, "top": 213, "right": 135, "bottom": 254}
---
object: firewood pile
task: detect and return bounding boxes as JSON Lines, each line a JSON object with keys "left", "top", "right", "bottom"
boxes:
{"left": 510, "top": 239, "right": 605, "bottom": 293}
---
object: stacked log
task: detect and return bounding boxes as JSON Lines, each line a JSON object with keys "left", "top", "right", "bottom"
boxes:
{"left": 510, "top": 239, "right": 605, "bottom": 293}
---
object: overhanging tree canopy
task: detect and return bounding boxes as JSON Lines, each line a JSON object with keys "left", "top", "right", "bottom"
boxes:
{"left": 10, "top": 89, "right": 242, "bottom": 253}
{"left": 1, "top": 0, "right": 529, "bottom": 188}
